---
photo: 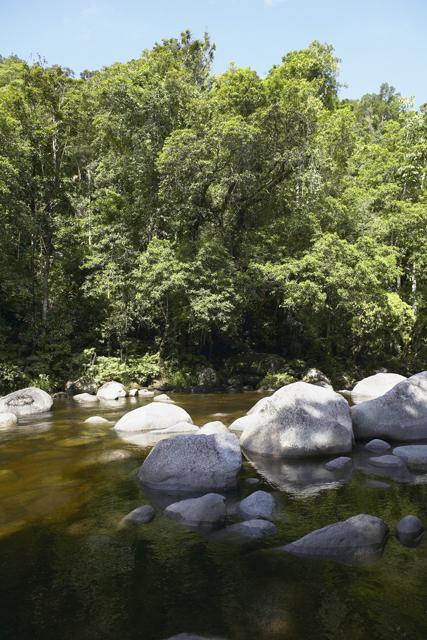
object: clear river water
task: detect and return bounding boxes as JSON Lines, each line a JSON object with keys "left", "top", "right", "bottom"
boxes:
{"left": 1, "top": 392, "right": 427, "bottom": 640}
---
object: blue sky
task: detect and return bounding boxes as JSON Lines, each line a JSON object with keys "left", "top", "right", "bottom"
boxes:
{"left": 1, "top": 0, "right": 426, "bottom": 106}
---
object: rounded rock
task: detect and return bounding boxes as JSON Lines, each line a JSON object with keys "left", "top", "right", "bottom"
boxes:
{"left": 0, "top": 387, "right": 53, "bottom": 417}
{"left": 138, "top": 433, "right": 242, "bottom": 494}
{"left": 114, "top": 402, "right": 192, "bottom": 433}
{"left": 238, "top": 490, "right": 275, "bottom": 521}
{"left": 395, "top": 515, "right": 424, "bottom": 547}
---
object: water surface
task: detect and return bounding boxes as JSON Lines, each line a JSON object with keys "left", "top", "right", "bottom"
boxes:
{"left": 1, "top": 393, "right": 427, "bottom": 640}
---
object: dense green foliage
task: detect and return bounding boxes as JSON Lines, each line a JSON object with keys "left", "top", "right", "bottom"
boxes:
{"left": 0, "top": 33, "right": 426, "bottom": 391}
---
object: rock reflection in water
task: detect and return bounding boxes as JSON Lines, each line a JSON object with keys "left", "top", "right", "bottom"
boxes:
{"left": 244, "top": 452, "right": 352, "bottom": 497}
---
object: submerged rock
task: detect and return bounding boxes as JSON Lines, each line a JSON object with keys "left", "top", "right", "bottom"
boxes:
{"left": 84, "top": 416, "right": 111, "bottom": 425}
{"left": 392, "top": 445, "right": 427, "bottom": 471}
{"left": 240, "top": 382, "right": 353, "bottom": 458}
{"left": 73, "top": 393, "right": 99, "bottom": 403}
{"left": 122, "top": 504, "right": 155, "bottom": 524}
{"left": 365, "top": 439, "right": 391, "bottom": 453}
{"left": 281, "top": 514, "right": 389, "bottom": 564}
{"left": 238, "top": 491, "right": 275, "bottom": 521}
{"left": 325, "top": 456, "right": 352, "bottom": 471}
{"left": 114, "top": 402, "right": 193, "bottom": 433}
{"left": 216, "top": 519, "right": 277, "bottom": 540}
{"left": 369, "top": 455, "right": 407, "bottom": 472}
{"left": 351, "top": 373, "right": 406, "bottom": 405}
{"left": 97, "top": 381, "right": 127, "bottom": 400}
{"left": 395, "top": 515, "right": 424, "bottom": 547}
{"left": 0, "top": 412, "right": 18, "bottom": 429}
{"left": 164, "top": 493, "right": 226, "bottom": 528}
{"left": 138, "top": 433, "right": 242, "bottom": 493}
{"left": 352, "top": 372, "right": 427, "bottom": 441}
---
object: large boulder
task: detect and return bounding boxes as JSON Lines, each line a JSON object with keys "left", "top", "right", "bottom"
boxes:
{"left": 0, "top": 412, "right": 18, "bottom": 429}
{"left": 281, "top": 514, "right": 389, "bottom": 563}
{"left": 114, "top": 402, "right": 193, "bottom": 433}
{"left": 138, "top": 433, "right": 242, "bottom": 493}
{"left": 97, "top": 381, "right": 126, "bottom": 400}
{"left": 240, "top": 382, "right": 353, "bottom": 458}
{"left": 351, "top": 373, "right": 406, "bottom": 405}
{"left": 351, "top": 372, "right": 427, "bottom": 441}
{"left": 0, "top": 387, "right": 53, "bottom": 417}
{"left": 164, "top": 493, "right": 226, "bottom": 528}
{"left": 65, "top": 375, "right": 97, "bottom": 396}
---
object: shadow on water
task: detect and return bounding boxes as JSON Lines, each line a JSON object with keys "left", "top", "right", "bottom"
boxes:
{"left": 1, "top": 394, "right": 427, "bottom": 639}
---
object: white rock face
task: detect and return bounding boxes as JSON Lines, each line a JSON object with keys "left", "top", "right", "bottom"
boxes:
{"left": 84, "top": 416, "right": 111, "bottom": 425}
{"left": 73, "top": 393, "right": 99, "bottom": 403}
{"left": 352, "top": 372, "right": 427, "bottom": 441}
{"left": 229, "top": 414, "right": 256, "bottom": 436}
{"left": 0, "top": 387, "right": 53, "bottom": 417}
{"left": 138, "top": 432, "right": 242, "bottom": 493}
{"left": 240, "top": 382, "right": 353, "bottom": 458}
{"left": 97, "top": 381, "right": 127, "bottom": 400}
{"left": 199, "top": 421, "right": 228, "bottom": 435}
{"left": 153, "top": 393, "right": 175, "bottom": 404}
{"left": 247, "top": 396, "right": 271, "bottom": 415}
{"left": 138, "top": 389, "right": 155, "bottom": 398}
{"left": 164, "top": 493, "right": 226, "bottom": 528}
{"left": 351, "top": 373, "right": 406, "bottom": 405}
{"left": 0, "top": 412, "right": 18, "bottom": 429}
{"left": 128, "top": 388, "right": 139, "bottom": 397}
{"left": 114, "top": 402, "right": 193, "bottom": 433}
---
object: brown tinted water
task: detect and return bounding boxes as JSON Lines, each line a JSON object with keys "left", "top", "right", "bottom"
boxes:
{"left": 1, "top": 393, "right": 427, "bottom": 640}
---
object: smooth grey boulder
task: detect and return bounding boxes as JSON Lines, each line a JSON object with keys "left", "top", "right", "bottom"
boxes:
{"left": 128, "top": 388, "right": 139, "bottom": 397}
{"left": 0, "top": 387, "right": 53, "bottom": 417}
{"left": 97, "top": 381, "right": 127, "bottom": 400}
{"left": 199, "top": 421, "right": 228, "bottom": 435}
{"left": 84, "top": 416, "right": 111, "bottom": 425}
{"left": 0, "top": 412, "right": 18, "bottom": 429}
{"left": 325, "top": 456, "right": 352, "bottom": 471}
{"left": 238, "top": 490, "right": 275, "bottom": 521}
{"left": 240, "top": 382, "right": 353, "bottom": 458}
{"left": 138, "top": 433, "right": 242, "bottom": 493}
{"left": 153, "top": 393, "right": 175, "bottom": 404}
{"left": 114, "top": 402, "right": 192, "bottom": 433}
{"left": 351, "top": 373, "right": 406, "bottom": 405}
{"left": 73, "top": 393, "right": 99, "bottom": 403}
{"left": 164, "top": 493, "right": 226, "bottom": 528}
{"left": 122, "top": 504, "right": 155, "bottom": 524}
{"left": 228, "top": 414, "right": 254, "bottom": 436}
{"left": 365, "top": 439, "right": 391, "bottom": 453}
{"left": 395, "top": 515, "right": 424, "bottom": 547}
{"left": 393, "top": 445, "right": 427, "bottom": 471}
{"left": 281, "top": 514, "right": 389, "bottom": 563}
{"left": 352, "top": 372, "right": 427, "bottom": 441}
{"left": 217, "top": 519, "right": 277, "bottom": 540}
